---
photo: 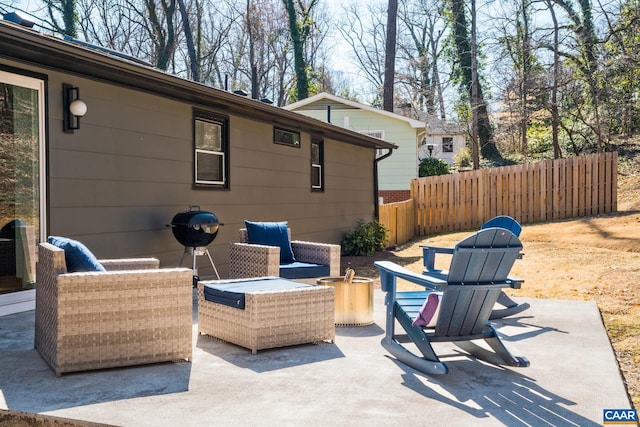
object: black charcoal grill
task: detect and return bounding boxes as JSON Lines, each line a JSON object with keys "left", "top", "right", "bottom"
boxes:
{"left": 168, "top": 205, "right": 222, "bottom": 283}
{"left": 170, "top": 207, "right": 220, "bottom": 248}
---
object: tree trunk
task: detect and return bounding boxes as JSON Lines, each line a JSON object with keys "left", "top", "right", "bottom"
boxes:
{"left": 144, "top": 0, "right": 177, "bottom": 71}
{"left": 546, "top": 0, "right": 563, "bottom": 158}
{"left": 470, "top": 0, "right": 480, "bottom": 169}
{"left": 383, "top": 0, "right": 398, "bottom": 112}
{"left": 520, "top": 0, "right": 530, "bottom": 157}
{"left": 177, "top": 0, "right": 199, "bottom": 82}
{"left": 46, "top": 0, "right": 77, "bottom": 37}
{"left": 283, "top": 0, "right": 308, "bottom": 101}
{"left": 450, "top": 0, "right": 500, "bottom": 160}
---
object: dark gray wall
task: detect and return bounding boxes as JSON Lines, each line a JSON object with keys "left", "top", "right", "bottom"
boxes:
{"left": 3, "top": 59, "right": 376, "bottom": 279}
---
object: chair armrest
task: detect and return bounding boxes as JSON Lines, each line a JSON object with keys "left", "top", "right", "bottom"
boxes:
{"left": 99, "top": 258, "right": 160, "bottom": 271}
{"left": 291, "top": 241, "right": 341, "bottom": 276}
{"left": 54, "top": 268, "right": 193, "bottom": 302}
{"left": 422, "top": 269, "right": 449, "bottom": 281}
{"left": 507, "top": 275, "right": 524, "bottom": 289}
{"left": 375, "top": 260, "right": 447, "bottom": 293}
{"left": 228, "top": 242, "right": 280, "bottom": 279}
{"left": 420, "top": 245, "right": 454, "bottom": 270}
{"left": 58, "top": 267, "right": 191, "bottom": 281}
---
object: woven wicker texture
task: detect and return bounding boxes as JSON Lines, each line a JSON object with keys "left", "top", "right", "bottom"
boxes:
{"left": 197, "top": 280, "right": 335, "bottom": 354}
{"left": 35, "top": 243, "right": 193, "bottom": 376}
{"left": 228, "top": 228, "right": 340, "bottom": 279}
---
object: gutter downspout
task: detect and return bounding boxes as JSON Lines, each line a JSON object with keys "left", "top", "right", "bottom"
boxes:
{"left": 374, "top": 148, "right": 394, "bottom": 219}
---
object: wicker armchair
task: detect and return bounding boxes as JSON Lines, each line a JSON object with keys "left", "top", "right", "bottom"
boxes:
{"left": 229, "top": 228, "right": 340, "bottom": 279}
{"left": 35, "top": 242, "right": 193, "bottom": 376}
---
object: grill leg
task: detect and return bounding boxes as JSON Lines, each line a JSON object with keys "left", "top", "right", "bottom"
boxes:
{"left": 179, "top": 247, "right": 219, "bottom": 282}
{"left": 177, "top": 247, "right": 200, "bottom": 287}
{"left": 192, "top": 250, "right": 199, "bottom": 287}
{"left": 204, "top": 248, "right": 220, "bottom": 280}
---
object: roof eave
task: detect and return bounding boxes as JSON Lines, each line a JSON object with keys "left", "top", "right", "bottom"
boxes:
{"left": 0, "top": 22, "right": 397, "bottom": 150}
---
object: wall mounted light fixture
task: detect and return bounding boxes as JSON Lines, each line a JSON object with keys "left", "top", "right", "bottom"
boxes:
{"left": 63, "top": 83, "right": 87, "bottom": 133}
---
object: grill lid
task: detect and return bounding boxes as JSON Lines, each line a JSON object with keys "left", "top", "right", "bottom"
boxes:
{"left": 169, "top": 205, "right": 220, "bottom": 247}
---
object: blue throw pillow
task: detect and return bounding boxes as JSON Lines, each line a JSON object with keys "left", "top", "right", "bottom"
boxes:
{"left": 47, "top": 236, "right": 106, "bottom": 272}
{"left": 244, "top": 221, "right": 296, "bottom": 264}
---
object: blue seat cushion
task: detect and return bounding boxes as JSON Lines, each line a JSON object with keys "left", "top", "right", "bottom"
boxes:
{"left": 203, "top": 277, "right": 312, "bottom": 309}
{"left": 279, "top": 262, "right": 330, "bottom": 279}
{"left": 47, "top": 236, "right": 106, "bottom": 273}
{"left": 244, "top": 220, "right": 296, "bottom": 264}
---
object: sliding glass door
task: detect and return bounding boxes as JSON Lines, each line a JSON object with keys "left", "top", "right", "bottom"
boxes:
{"left": 0, "top": 70, "right": 45, "bottom": 303}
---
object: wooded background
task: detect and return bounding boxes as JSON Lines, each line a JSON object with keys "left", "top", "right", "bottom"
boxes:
{"left": 4, "top": 0, "right": 638, "bottom": 163}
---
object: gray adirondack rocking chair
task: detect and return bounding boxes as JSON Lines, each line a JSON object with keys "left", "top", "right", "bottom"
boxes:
{"left": 422, "top": 215, "right": 530, "bottom": 319}
{"left": 376, "top": 228, "right": 530, "bottom": 375}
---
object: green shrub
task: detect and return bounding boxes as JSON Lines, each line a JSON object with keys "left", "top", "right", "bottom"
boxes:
{"left": 453, "top": 146, "right": 472, "bottom": 169}
{"left": 341, "top": 219, "right": 388, "bottom": 256}
{"left": 418, "top": 157, "right": 450, "bottom": 177}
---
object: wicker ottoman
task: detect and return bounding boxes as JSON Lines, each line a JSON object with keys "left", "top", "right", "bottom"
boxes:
{"left": 197, "top": 278, "right": 334, "bottom": 354}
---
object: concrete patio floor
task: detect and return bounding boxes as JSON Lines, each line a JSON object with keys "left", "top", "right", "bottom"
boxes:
{"left": 0, "top": 290, "right": 633, "bottom": 426}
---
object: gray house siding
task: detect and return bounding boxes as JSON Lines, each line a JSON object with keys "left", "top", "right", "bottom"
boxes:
{"left": 1, "top": 54, "right": 378, "bottom": 280}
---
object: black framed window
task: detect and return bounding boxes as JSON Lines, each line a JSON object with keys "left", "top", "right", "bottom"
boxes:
{"left": 311, "top": 138, "right": 324, "bottom": 191}
{"left": 194, "top": 110, "right": 229, "bottom": 189}
{"left": 274, "top": 127, "right": 300, "bottom": 147}
{"left": 442, "top": 137, "right": 454, "bottom": 152}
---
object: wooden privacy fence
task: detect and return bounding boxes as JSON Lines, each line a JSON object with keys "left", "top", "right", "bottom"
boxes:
{"left": 378, "top": 199, "right": 415, "bottom": 246}
{"left": 411, "top": 152, "right": 618, "bottom": 236}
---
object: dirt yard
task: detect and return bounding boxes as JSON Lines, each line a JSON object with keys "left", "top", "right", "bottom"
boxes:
{"left": 341, "top": 173, "right": 640, "bottom": 408}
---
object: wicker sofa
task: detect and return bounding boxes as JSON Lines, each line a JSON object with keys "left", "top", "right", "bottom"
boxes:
{"left": 228, "top": 227, "right": 341, "bottom": 279}
{"left": 35, "top": 242, "right": 193, "bottom": 376}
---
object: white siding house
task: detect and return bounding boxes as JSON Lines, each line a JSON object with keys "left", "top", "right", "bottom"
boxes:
{"left": 285, "top": 93, "right": 465, "bottom": 203}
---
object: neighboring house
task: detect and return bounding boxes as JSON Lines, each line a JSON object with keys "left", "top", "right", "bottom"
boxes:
{"left": 0, "top": 20, "right": 395, "bottom": 315}
{"left": 285, "top": 92, "right": 465, "bottom": 203}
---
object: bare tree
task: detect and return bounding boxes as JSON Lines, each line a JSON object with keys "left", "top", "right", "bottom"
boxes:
{"left": 546, "top": 0, "right": 563, "bottom": 158}
{"left": 493, "top": 0, "right": 547, "bottom": 157}
{"left": 121, "top": 0, "right": 179, "bottom": 71}
{"left": 338, "top": 2, "right": 388, "bottom": 104}
{"left": 283, "top": 0, "right": 321, "bottom": 101}
{"left": 470, "top": 0, "right": 480, "bottom": 168}
{"left": 550, "top": 0, "right": 605, "bottom": 151}
{"left": 399, "top": 0, "right": 450, "bottom": 118}
{"left": 45, "top": 0, "right": 78, "bottom": 37}
{"left": 177, "top": 0, "right": 199, "bottom": 81}
{"left": 448, "top": 0, "right": 500, "bottom": 160}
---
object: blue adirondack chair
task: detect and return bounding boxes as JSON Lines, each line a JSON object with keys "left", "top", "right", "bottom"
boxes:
{"left": 422, "top": 215, "right": 530, "bottom": 319}
{"left": 376, "top": 228, "right": 530, "bottom": 375}
{"left": 480, "top": 215, "right": 522, "bottom": 236}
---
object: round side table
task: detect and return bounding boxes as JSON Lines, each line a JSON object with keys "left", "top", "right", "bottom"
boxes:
{"left": 316, "top": 277, "right": 374, "bottom": 326}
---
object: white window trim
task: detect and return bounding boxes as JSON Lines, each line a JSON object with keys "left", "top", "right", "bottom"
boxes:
{"left": 359, "top": 130, "right": 386, "bottom": 158}
{"left": 0, "top": 70, "right": 46, "bottom": 316}
{"left": 195, "top": 149, "right": 225, "bottom": 185}
{"left": 193, "top": 111, "right": 228, "bottom": 188}
{"left": 311, "top": 164, "right": 322, "bottom": 189}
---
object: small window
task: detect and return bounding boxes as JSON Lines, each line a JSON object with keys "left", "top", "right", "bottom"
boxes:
{"left": 442, "top": 137, "right": 454, "bottom": 152}
{"left": 274, "top": 127, "right": 300, "bottom": 147}
{"left": 361, "top": 131, "right": 386, "bottom": 159}
{"left": 311, "top": 138, "right": 324, "bottom": 191}
{"left": 194, "top": 110, "right": 229, "bottom": 188}
{"left": 360, "top": 130, "right": 384, "bottom": 140}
